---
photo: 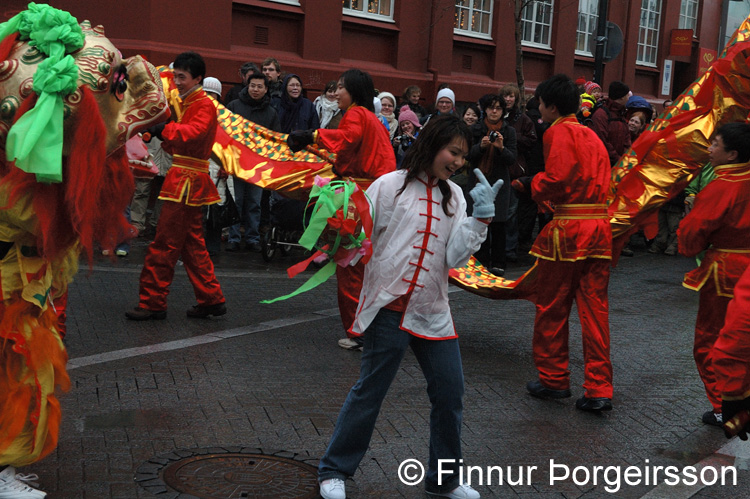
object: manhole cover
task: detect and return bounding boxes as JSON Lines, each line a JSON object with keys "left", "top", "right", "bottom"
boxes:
{"left": 136, "top": 447, "right": 319, "bottom": 499}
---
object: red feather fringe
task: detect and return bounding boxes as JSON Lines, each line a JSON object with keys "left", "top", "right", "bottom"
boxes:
{"left": 0, "top": 298, "right": 69, "bottom": 464}
{"left": 1, "top": 86, "right": 134, "bottom": 263}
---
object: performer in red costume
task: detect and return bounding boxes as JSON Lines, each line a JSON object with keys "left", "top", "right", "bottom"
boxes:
{"left": 126, "top": 52, "right": 227, "bottom": 320}
{"left": 677, "top": 122, "right": 750, "bottom": 427}
{"left": 523, "top": 75, "right": 614, "bottom": 412}
{"left": 712, "top": 264, "right": 750, "bottom": 440}
{"left": 288, "top": 69, "right": 395, "bottom": 351}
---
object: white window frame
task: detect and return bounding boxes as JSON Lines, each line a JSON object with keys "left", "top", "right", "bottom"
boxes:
{"left": 521, "top": 0, "right": 554, "bottom": 49}
{"left": 637, "top": 0, "right": 662, "bottom": 67}
{"left": 678, "top": 0, "right": 699, "bottom": 35}
{"left": 454, "top": 0, "right": 494, "bottom": 40}
{"left": 576, "top": 0, "right": 598, "bottom": 56}
{"left": 342, "top": 0, "right": 395, "bottom": 22}
{"left": 266, "top": 0, "right": 300, "bottom": 5}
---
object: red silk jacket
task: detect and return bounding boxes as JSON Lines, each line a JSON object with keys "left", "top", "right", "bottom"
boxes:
{"left": 712, "top": 264, "right": 750, "bottom": 398}
{"left": 316, "top": 106, "right": 396, "bottom": 180}
{"left": 159, "top": 88, "right": 221, "bottom": 206}
{"left": 530, "top": 115, "right": 612, "bottom": 261}
{"left": 678, "top": 162, "right": 750, "bottom": 296}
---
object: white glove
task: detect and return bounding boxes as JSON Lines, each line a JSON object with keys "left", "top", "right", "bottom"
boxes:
{"left": 469, "top": 168, "right": 503, "bottom": 219}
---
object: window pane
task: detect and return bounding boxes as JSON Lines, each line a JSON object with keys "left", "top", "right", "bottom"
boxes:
{"left": 454, "top": 0, "right": 493, "bottom": 36}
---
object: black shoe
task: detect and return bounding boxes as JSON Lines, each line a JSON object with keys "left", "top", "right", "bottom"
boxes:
{"left": 489, "top": 267, "right": 505, "bottom": 277}
{"left": 576, "top": 396, "right": 613, "bottom": 412}
{"left": 186, "top": 302, "right": 227, "bottom": 318}
{"left": 125, "top": 307, "right": 166, "bottom": 321}
{"left": 526, "top": 380, "right": 571, "bottom": 399}
{"left": 246, "top": 242, "right": 262, "bottom": 252}
{"left": 225, "top": 242, "right": 241, "bottom": 252}
{"left": 702, "top": 410, "right": 723, "bottom": 427}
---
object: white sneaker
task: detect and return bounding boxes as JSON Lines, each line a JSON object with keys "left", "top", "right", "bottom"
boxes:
{"left": 337, "top": 337, "right": 363, "bottom": 351}
{"left": 319, "top": 478, "right": 346, "bottom": 499}
{"left": 428, "top": 483, "right": 480, "bottom": 499}
{"left": 0, "top": 467, "right": 47, "bottom": 498}
{"left": 115, "top": 248, "right": 128, "bottom": 257}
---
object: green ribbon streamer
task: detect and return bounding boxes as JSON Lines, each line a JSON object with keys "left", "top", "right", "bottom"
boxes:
{"left": 261, "top": 179, "right": 370, "bottom": 304}
{"left": 1, "top": 3, "right": 83, "bottom": 183}
{"left": 298, "top": 180, "right": 355, "bottom": 255}
{"left": 260, "top": 260, "right": 337, "bottom": 304}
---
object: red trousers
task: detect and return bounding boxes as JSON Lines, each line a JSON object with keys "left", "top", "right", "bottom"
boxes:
{"left": 336, "top": 260, "right": 364, "bottom": 337}
{"left": 138, "top": 201, "right": 224, "bottom": 311}
{"left": 532, "top": 258, "right": 613, "bottom": 398}
{"left": 694, "top": 278, "right": 732, "bottom": 411}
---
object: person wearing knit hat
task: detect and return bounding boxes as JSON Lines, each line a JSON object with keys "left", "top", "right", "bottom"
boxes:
{"left": 398, "top": 107, "right": 421, "bottom": 129}
{"left": 608, "top": 81, "right": 630, "bottom": 103}
{"left": 420, "top": 87, "right": 456, "bottom": 128}
{"left": 584, "top": 81, "right": 602, "bottom": 100}
{"left": 203, "top": 77, "right": 222, "bottom": 101}
{"left": 574, "top": 76, "right": 587, "bottom": 93}
{"left": 393, "top": 108, "right": 421, "bottom": 167}
{"left": 435, "top": 87, "right": 455, "bottom": 114}
{"left": 377, "top": 91, "right": 398, "bottom": 139}
{"left": 588, "top": 80, "right": 632, "bottom": 167}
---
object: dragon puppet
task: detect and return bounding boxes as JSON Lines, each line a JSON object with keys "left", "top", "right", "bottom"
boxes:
{"left": 0, "top": 4, "right": 168, "bottom": 467}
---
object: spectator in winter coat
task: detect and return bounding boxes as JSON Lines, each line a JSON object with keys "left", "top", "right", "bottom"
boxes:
{"left": 276, "top": 74, "right": 320, "bottom": 134}
{"left": 500, "top": 84, "right": 537, "bottom": 262}
{"left": 589, "top": 81, "right": 631, "bottom": 166}
{"left": 225, "top": 61, "right": 260, "bottom": 105}
{"left": 377, "top": 91, "right": 398, "bottom": 139}
{"left": 315, "top": 80, "right": 343, "bottom": 129}
{"left": 226, "top": 72, "right": 281, "bottom": 252}
{"left": 467, "top": 95, "right": 517, "bottom": 276}
{"left": 400, "top": 85, "right": 427, "bottom": 120}
{"left": 262, "top": 57, "right": 283, "bottom": 102}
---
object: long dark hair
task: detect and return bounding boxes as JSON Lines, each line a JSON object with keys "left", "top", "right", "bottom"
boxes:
{"left": 399, "top": 115, "right": 472, "bottom": 216}
{"left": 339, "top": 69, "right": 376, "bottom": 112}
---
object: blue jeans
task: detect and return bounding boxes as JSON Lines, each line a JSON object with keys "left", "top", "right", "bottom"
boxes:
{"left": 228, "top": 177, "right": 262, "bottom": 244}
{"left": 318, "top": 309, "right": 465, "bottom": 493}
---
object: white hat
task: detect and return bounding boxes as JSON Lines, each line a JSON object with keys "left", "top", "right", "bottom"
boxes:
{"left": 377, "top": 91, "right": 397, "bottom": 108}
{"left": 203, "top": 77, "right": 222, "bottom": 97}
{"left": 436, "top": 88, "right": 455, "bottom": 106}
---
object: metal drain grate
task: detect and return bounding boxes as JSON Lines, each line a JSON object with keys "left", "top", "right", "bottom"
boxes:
{"left": 136, "top": 447, "right": 319, "bottom": 498}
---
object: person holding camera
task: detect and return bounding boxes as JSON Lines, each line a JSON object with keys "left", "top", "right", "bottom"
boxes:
{"left": 393, "top": 108, "right": 421, "bottom": 168}
{"left": 467, "top": 95, "right": 517, "bottom": 276}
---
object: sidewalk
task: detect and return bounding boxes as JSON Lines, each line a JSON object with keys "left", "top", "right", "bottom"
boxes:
{"left": 24, "top": 244, "right": 750, "bottom": 498}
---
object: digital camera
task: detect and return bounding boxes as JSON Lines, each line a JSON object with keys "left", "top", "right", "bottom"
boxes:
{"left": 488, "top": 131, "right": 501, "bottom": 143}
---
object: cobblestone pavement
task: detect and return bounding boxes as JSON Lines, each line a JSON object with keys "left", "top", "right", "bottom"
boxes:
{"left": 23, "top": 239, "right": 750, "bottom": 498}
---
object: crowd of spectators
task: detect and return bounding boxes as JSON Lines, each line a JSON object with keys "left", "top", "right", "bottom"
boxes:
{"left": 125, "top": 57, "right": 687, "bottom": 273}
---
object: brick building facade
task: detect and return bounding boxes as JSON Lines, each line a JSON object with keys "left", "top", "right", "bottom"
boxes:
{"left": 1, "top": 1, "right": 729, "bottom": 109}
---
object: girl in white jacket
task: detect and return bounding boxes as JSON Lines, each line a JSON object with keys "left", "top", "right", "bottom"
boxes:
{"left": 318, "top": 115, "right": 502, "bottom": 499}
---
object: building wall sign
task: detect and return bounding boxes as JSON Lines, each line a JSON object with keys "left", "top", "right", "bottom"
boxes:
{"left": 698, "top": 47, "right": 718, "bottom": 76}
{"left": 669, "top": 28, "right": 693, "bottom": 56}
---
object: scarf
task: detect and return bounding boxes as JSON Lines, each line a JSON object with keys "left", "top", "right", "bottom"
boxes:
{"left": 379, "top": 111, "right": 398, "bottom": 138}
{"left": 479, "top": 117, "right": 504, "bottom": 175}
{"left": 316, "top": 96, "right": 340, "bottom": 129}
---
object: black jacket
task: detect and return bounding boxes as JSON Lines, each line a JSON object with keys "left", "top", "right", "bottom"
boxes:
{"left": 226, "top": 88, "right": 281, "bottom": 132}
{"left": 467, "top": 121, "right": 517, "bottom": 222}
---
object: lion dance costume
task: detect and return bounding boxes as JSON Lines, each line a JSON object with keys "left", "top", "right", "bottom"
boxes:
{"left": 0, "top": 3, "right": 167, "bottom": 471}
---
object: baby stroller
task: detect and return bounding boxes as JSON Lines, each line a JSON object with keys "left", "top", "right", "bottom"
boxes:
{"left": 261, "top": 191, "right": 309, "bottom": 262}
